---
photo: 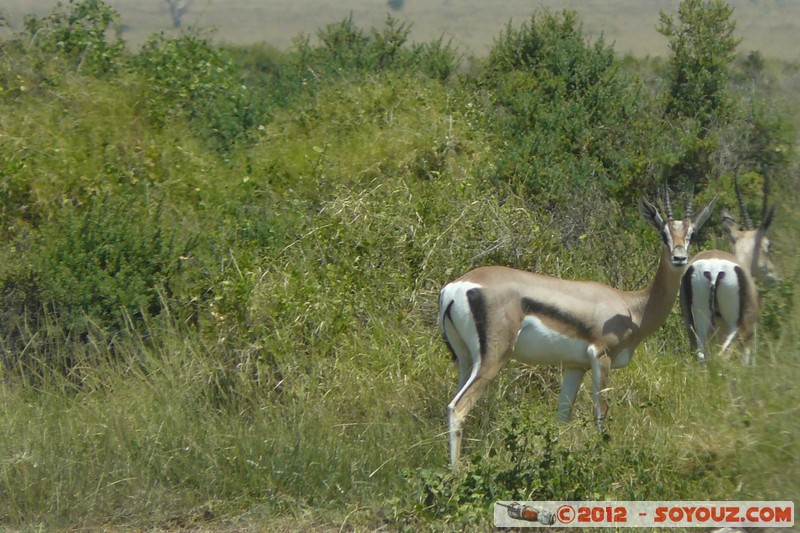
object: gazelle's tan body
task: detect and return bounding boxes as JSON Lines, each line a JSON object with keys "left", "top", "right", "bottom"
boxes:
{"left": 439, "top": 196, "right": 717, "bottom": 467}
{"left": 680, "top": 206, "right": 777, "bottom": 365}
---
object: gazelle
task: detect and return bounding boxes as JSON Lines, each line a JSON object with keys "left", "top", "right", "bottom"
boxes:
{"left": 680, "top": 172, "right": 778, "bottom": 365}
{"left": 438, "top": 192, "right": 717, "bottom": 467}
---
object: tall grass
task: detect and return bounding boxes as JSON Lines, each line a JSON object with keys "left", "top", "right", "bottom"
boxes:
{"left": 3, "top": 307, "right": 798, "bottom": 530}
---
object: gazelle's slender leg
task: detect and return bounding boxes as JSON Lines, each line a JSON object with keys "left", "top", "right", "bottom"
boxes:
{"left": 742, "top": 345, "right": 753, "bottom": 367}
{"left": 689, "top": 277, "right": 713, "bottom": 364}
{"left": 598, "top": 354, "right": 611, "bottom": 422}
{"left": 694, "top": 310, "right": 713, "bottom": 364}
{"left": 746, "top": 324, "right": 758, "bottom": 366}
{"left": 588, "top": 345, "right": 611, "bottom": 431}
{"left": 720, "top": 326, "right": 738, "bottom": 360}
{"left": 444, "top": 321, "right": 473, "bottom": 394}
{"left": 687, "top": 324, "right": 706, "bottom": 364}
{"left": 447, "top": 352, "right": 509, "bottom": 467}
{"left": 557, "top": 367, "right": 586, "bottom": 421}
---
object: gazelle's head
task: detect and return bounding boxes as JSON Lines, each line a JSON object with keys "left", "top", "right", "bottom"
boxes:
{"left": 721, "top": 207, "right": 779, "bottom": 285}
{"left": 638, "top": 194, "right": 717, "bottom": 268}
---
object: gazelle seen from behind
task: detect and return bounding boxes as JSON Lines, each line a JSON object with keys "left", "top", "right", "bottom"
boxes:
{"left": 438, "top": 191, "right": 717, "bottom": 467}
{"left": 680, "top": 171, "right": 778, "bottom": 365}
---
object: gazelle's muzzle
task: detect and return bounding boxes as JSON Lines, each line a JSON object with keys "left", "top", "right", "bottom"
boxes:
{"left": 671, "top": 245, "right": 688, "bottom": 267}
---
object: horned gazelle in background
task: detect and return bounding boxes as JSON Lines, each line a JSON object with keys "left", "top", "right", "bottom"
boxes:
{"left": 438, "top": 191, "right": 717, "bottom": 467}
{"left": 680, "top": 169, "right": 779, "bottom": 365}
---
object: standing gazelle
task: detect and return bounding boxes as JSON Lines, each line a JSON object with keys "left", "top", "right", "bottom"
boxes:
{"left": 680, "top": 172, "right": 778, "bottom": 365}
{"left": 438, "top": 193, "right": 717, "bottom": 467}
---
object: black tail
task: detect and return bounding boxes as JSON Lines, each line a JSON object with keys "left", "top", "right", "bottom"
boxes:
{"left": 441, "top": 300, "right": 457, "bottom": 363}
{"left": 707, "top": 271, "right": 726, "bottom": 329}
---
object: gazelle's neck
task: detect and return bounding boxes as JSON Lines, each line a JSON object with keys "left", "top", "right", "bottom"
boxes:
{"left": 629, "top": 245, "right": 683, "bottom": 340}
{"left": 734, "top": 234, "right": 759, "bottom": 277}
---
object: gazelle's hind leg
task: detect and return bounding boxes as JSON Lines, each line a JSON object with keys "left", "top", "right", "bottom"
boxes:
{"left": 689, "top": 276, "right": 713, "bottom": 364}
{"left": 447, "top": 347, "right": 510, "bottom": 467}
{"left": 441, "top": 316, "right": 477, "bottom": 466}
{"left": 715, "top": 279, "right": 742, "bottom": 362}
{"left": 719, "top": 326, "right": 739, "bottom": 359}
{"left": 444, "top": 321, "right": 474, "bottom": 394}
{"left": 738, "top": 322, "right": 757, "bottom": 367}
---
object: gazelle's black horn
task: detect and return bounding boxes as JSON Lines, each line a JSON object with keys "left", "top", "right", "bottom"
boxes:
{"left": 761, "top": 164, "right": 770, "bottom": 222}
{"left": 664, "top": 182, "right": 674, "bottom": 219}
{"left": 685, "top": 179, "right": 696, "bottom": 219}
{"left": 733, "top": 166, "right": 754, "bottom": 230}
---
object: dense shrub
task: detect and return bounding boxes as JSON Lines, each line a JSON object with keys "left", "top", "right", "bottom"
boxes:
{"left": 478, "top": 9, "right": 665, "bottom": 222}
{"left": 22, "top": 0, "right": 125, "bottom": 76}
{"left": 657, "top": 0, "right": 740, "bottom": 188}
{"left": 291, "top": 15, "right": 460, "bottom": 85}
{"left": 658, "top": 0, "right": 740, "bottom": 128}
{"left": 4, "top": 195, "right": 190, "bottom": 353}
{"left": 134, "top": 32, "right": 257, "bottom": 153}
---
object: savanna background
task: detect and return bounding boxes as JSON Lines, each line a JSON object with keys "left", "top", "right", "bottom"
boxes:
{"left": 0, "top": 0, "right": 798, "bottom": 531}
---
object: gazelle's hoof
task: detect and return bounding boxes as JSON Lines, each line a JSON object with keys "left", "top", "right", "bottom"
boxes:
{"left": 595, "top": 416, "right": 608, "bottom": 434}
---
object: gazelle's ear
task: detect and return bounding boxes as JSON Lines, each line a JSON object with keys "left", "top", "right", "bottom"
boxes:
{"left": 720, "top": 208, "right": 739, "bottom": 244}
{"left": 638, "top": 197, "right": 664, "bottom": 231}
{"left": 691, "top": 194, "right": 717, "bottom": 231}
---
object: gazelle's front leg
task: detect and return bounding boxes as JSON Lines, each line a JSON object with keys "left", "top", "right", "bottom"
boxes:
{"left": 588, "top": 344, "right": 611, "bottom": 432}
{"left": 557, "top": 367, "right": 586, "bottom": 422}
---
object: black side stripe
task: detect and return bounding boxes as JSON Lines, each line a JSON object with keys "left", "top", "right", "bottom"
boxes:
{"left": 520, "top": 297, "right": 593, "bottom": 339}
{"left": 466, "top": 288, "right": 488, "bottom": 358}
{"left": 733, "top": 265, "right": 748, "bottom": 327}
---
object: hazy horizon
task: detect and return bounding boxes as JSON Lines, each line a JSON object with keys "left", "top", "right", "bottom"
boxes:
{"left": 2, "top": 0, "right": 799, "bottom": 59}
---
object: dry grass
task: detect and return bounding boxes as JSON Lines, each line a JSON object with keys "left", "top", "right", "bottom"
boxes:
{"left": 3, "top": 0, "right": 800, "bottom": 59}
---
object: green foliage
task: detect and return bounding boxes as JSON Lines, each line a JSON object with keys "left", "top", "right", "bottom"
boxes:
{"left": 22, "top": 0, "right": 125, "bottom": 76}
{"left": 33, "top": 195, "right": 189, "bottom": 336}
{"left": 134, "top": 32, "right": 256, "bottom": 153}
{"left": 657, "top": 0, "right": 741, "bottom": 189}
{"left": 292, "top": 15, "right": 460, "bottom": 84}
{"left": 393, "top": 392, "right": 742, "bottom": 530}
{"left": 480, "top": 9, "right": 661, "bottom": 219}
{"left": 658, "top": 0, "right": 740, "bottom": 128}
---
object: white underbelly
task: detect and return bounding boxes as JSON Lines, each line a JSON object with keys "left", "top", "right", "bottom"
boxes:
{"left": 511, "top": 315, "right": 591, "bottom": 367}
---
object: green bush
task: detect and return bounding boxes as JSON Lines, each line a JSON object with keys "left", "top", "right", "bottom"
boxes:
{"left": 291, "top": 15, "right": 460, "bottom": 85}
{"left": 658, "top": 0, "right": 740, "bottom": 128}
{"left": 31, "top": 195, "right": 189, "bottom": 340}
{"left": 22, "top": 0, "right": 125, "bottom": 76}
{"left": 134, "top": 33, "right": 256, "bottom": 153}
{"left": 657, "top": 0, "right": 741, "bottom": 188}
{"left": 479, "top": 9, "right": 664, "bottom": 219}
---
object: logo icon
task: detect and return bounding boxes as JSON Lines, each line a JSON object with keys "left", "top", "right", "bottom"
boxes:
{"left": 498, "top": 502, "right": 556, "bottom": 525}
